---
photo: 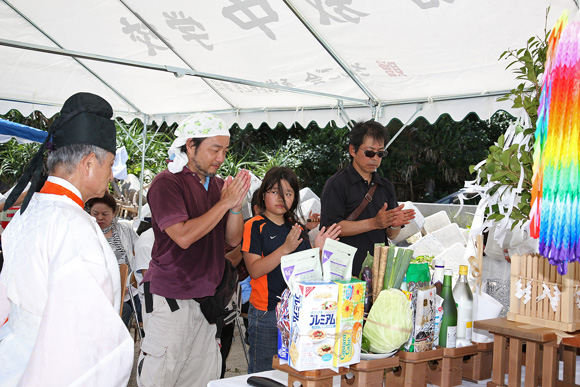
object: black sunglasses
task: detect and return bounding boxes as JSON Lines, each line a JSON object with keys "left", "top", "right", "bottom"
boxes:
{"left": 362, "top": 149, "right": 387, "bottom": 158}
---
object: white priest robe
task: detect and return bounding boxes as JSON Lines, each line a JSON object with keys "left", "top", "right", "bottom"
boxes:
{"left": 0, "top": 178, "right": 134, "bottom": 386}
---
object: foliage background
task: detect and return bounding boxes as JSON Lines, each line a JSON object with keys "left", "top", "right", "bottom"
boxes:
{"left": 0, "top": 109, "right": 512, "bottom": 202}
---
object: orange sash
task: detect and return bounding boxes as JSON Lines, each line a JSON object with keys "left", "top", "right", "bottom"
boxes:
{"left": 39, "top": 181, "right": 84, "bottom": 208}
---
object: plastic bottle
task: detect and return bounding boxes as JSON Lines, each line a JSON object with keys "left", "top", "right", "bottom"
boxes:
{"left": 431, "top": 259, "right": 445, "bottom": 296}
{"left": 439, "top": 269, "right": 457, "bottom": 348}
{"left": 400, "top": 275, "right": 408, "bottom": 291}
{"left": 453, "top": 265, "right": 473, "bottom": 346}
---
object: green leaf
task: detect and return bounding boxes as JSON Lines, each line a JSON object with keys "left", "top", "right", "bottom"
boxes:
{"left": 488, "top": 213, "right": 505, "bottom": 222}
{"left": 501, "top": 149, "right": 511, "bottom": 166}
{"left": 498, "top": 134, "right": 505, "bottom": 148}
{"left": 506, "top": 172, "right": 519, "bottom": 182}
{"left": 488, "top": 184, "right": 501, "bottom": 196}
{"left": 491, "top": 170, "right": 509, "bottom": 180}
{"left": 509, "top": 154, "right": 520, "bottom": 172}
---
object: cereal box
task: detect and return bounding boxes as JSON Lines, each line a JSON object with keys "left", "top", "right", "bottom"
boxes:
{"left": 333, "top": 279, "right": 366, "bottom": 368}
{"left": 288, "top": 281, "right": 339, "bottom": 371}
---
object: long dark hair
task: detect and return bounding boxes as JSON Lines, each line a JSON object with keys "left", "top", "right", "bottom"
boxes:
{"left": 256, "top": 167, "right": 306, "bottom": 232}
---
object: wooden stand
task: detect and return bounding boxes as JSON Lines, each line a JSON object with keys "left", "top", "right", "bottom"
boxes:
{"left": 272, "top": 356, "right": 348, "bottom": 387}
{"left": 462, "top": 341, "right": 493, "bottom": 381}
{"left": 426, "top": 345, "right": 478, "bottom": 387}
{"left": 341, "top": 355, "right": 399, "bottom": 387}
{"left": 474, "top": 318, "right": 560, "bottom": 387}
{"left": 384, "top": 348, "right": 444, "bottom": 387}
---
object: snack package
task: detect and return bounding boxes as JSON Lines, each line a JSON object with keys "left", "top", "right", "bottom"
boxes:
{"left": 321, "top": 239, "right": 356, "bottom": 282}
{"left": 276, "top": 288, "right": 292, "bottom": 364}
{"left": 333, "top": 279, "right": 366, "bottom": 368}
{"left": 433, "top": 294, "right": 444, "bottom": 348}
{"left": 277, "top": 331, "right": 288, "bottom": 364}
{"left": 281, "top": 248, "right": 322, "bottom": 291}
{"left": 288, "top": 281, "right": 339, "bottom": 371}
{"left": 411, "top": 285, "right": 436, "bottom": 352}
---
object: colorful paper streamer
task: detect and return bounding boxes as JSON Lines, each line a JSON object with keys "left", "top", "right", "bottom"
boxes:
{"left": 530, "top": 11, "right": 580, "bottom": 275}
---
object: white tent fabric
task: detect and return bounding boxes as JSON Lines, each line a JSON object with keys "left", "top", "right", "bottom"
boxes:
{"left": 0, "top": 0, "right": 577, "bottom": 127}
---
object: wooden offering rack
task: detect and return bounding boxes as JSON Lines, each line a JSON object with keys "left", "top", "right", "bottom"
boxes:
{"left": 385, "top": 348, "right": 444, "bottom": 387}
{"left": 272, "top": 356, "right": 348, "bottom": 387}
{"left": 509, "top": 254, "right": 580, "bottom": 332}
{"left": 342, "top": 356, "right": 399, "bottom": 387}
{"left": 272, "top": 355, "right": 400, "bottom": 387}
{"left": 461, "top": 341, "right": 493, "bottom": 382}
{"left": 426, "top": 345, "right": 478, "bottom": 387}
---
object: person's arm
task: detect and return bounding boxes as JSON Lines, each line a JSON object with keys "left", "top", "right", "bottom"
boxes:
{"left": 18, "top": 230, "right": 133, "bottom": 385}
{"left": 335, "top": 218, "right": 380, "bottom": 237}
{"left": 165, "top": 170, "right": 251, "bottom": 249}
{"left": 305, "top": 211, "right": 320, "bottom": 231}
{"left": 134, "top": 230, "right": 153, "bottom": 280}
{"left": 336, "top": 203, "right": 415, "bottom": 237}
{"left": 243, "top": 223, "right": 303, "bottom": 279}
{"left": 164, "top": 200, "right": 230, "bottom": 249}
{"left": 225, "top": 244, "right": 243, "bottom": 267}
{"left": 0, "top": 190, "right": 27, "bottom": 212}
{"left": 312, "top": 223, "right": 342, "bottom": 249}
{"left": 384, "top": 186, "right": 415, "bottom": 239}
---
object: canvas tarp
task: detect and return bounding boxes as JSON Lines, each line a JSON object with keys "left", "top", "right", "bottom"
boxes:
{"left": 0, "top": 0, "right": 577, "bottom": 128}
{"left": 0, "top": 118, "right": 47, "bottom": 144}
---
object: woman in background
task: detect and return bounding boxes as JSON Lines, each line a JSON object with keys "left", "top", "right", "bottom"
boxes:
{"left": 87, "top": 192, "right": 139, "bottom": 327}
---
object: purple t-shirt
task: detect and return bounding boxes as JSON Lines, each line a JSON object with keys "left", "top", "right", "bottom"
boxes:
{"left": 143, "top": 168, "right": 228, "bottom": 299}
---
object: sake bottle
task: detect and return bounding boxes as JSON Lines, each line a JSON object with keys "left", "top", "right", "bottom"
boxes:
{"left": 431, "top": 259, "right": 445, "bottom": 296}
{"left": 453, "top": 265, "right": 473, "bottom": 346}
{"left": 439, "top": 269, "right": 457, "bottom": 348}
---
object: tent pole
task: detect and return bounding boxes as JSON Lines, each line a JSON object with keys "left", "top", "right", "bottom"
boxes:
{"left": 0, "top": 38, "right": 367, "bottom": 106}
{"left": 337, "top": 100, "right": 354, "bottom": 129}
{"left": 3, "top": 1, "right": 142, "bottom": 114}
{"left": 385, "top": 104, "right": 424, "bottom": 150}
{"left": 283, "top": 0, "right": 378, "bottom": 105}
{"left": 138, "top": 115, "right": 148, "bottom": 220}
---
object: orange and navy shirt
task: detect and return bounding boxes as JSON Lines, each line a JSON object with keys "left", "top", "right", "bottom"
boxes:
{"left": 242, "top": 215, "right": 311, "bottom": 311}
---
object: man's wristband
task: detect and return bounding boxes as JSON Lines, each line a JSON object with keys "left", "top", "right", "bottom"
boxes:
{"left": 388, "top": 225, "right": 404, "bottom": 230}
{"left": 229, "top": 208, "right": 242, "bottom": 215}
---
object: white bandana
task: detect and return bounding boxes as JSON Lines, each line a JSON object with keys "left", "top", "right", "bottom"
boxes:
{"left": 167, "top": 113, "right": 229, "bottom": 174}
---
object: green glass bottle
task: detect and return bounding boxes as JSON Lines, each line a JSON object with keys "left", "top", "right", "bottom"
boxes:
{"left": 439, "top": 269, "right": 458, "bottom": 348}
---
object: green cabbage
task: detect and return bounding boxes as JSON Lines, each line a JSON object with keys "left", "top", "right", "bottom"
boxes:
{"left": 362, "top": 288, "right": 412, "bottom": 353}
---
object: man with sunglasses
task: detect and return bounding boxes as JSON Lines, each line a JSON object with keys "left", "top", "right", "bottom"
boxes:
{"left": 320, "top": 120, "right": 415, "bottom": 277}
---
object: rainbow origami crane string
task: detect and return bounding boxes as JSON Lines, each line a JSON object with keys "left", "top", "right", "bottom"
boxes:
{"left": 530, "top": 12, "right": 580, "bottom": 275}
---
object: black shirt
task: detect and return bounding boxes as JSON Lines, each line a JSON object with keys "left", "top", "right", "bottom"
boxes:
{"left": 242, "top": 215, "right": 312, "bottom": 311}
{"left": 320, "top": 164, "right": 398, "bottom": 277}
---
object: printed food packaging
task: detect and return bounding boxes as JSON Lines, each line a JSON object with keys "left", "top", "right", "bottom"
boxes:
{"left": 288, "top": 281, "right": 339, "bottom": 371}
{"left": 333, "top": 278, "right": 366, "bottom": 368}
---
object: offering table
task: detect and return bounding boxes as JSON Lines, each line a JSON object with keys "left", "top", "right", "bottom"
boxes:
{"left": 474, "top": 317, "right": 580, "bottom": 387}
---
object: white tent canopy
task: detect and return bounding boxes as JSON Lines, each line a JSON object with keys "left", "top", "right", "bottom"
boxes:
{"left": 0, "top": 0, "right": 577, "bottom": 128}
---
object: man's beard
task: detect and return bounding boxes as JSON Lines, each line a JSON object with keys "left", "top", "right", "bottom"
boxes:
{"left": 193, "top": 159, "right": 217, "bottom": 178}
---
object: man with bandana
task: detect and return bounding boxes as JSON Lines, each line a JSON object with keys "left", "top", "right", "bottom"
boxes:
{"left": 138, "top": 113, "right": 251, "bottom": 387}
{"left": 0, "top": 93, "right": 134, "bottom": 386}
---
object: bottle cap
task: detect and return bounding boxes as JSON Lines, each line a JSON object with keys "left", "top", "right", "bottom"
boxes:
{"left": 444, "top": 268, "right": 453, "bottom": 276}
{"left": 459, "top": 265, "right": 468, "bottom": 275}
{"left": 433, "top": 258, "right": 444, "bottom": 268}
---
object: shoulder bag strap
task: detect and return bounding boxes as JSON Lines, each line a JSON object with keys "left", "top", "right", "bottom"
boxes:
{"left": 346, "top": 184, "right": 377, "bottom": 222}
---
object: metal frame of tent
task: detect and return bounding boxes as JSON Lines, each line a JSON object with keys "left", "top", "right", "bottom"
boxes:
{"left": 1, "top": 0, "right": 577, "bottom": 217}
